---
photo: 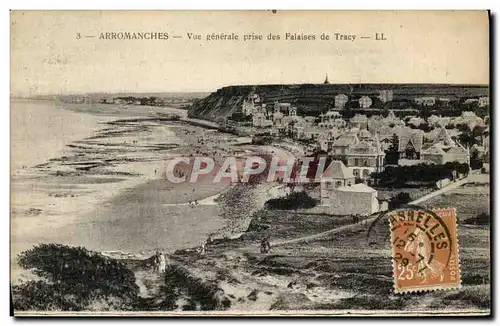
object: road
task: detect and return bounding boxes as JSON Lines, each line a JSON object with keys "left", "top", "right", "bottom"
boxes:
{"left": 271, "top": 175, "right": 476, "bottom": 247}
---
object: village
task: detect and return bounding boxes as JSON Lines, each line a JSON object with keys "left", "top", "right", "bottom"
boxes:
{"left": 212, "top": 78, "right": 490, "bottom": 217}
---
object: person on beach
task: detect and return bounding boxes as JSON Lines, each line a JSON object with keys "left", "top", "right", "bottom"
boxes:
{"left": 198, "top": 241, "right": 206, "bottom": 255}
{"left": 156, "top": 251, "right": 167, "bottom": 274}
{"left": 260, "top": 236, "right": 271, "bottom": 254}
{"left": 152, "top": 251, "right": 160, "bottom": 273}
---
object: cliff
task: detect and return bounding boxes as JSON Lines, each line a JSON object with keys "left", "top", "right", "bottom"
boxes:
{"left": 187, "top": 83, "right": 489, "bottom": 120}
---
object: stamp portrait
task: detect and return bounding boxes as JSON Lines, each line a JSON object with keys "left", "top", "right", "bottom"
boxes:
{"left": 389, "top": 207, "right": 461, "bottom": 293}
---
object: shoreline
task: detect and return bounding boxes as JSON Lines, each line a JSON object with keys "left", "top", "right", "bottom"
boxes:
{"left": 11, "top": 100, "right": 278, "bottom": 263}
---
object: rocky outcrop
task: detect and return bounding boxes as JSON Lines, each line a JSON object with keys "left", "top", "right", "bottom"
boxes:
{"left": 188, "top": 84, "right": 489, "bottom": 120}
{"left": 187, "top": 83, "right": 489, "bottom": 120}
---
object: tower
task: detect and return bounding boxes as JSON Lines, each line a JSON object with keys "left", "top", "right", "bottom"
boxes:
{"left": 323, "top": 74, "right": 330, "bottom": 84}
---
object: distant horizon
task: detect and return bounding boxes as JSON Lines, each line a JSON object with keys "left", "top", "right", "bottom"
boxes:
{"left": 10, "top": 81, "right": 490, "bottom": 98}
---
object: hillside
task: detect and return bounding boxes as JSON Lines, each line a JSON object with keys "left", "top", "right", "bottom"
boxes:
{"left": 187, "top": 83, "right": 489, "bottom": 120}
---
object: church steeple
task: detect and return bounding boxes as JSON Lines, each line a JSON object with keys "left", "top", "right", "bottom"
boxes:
{"left": 323, "top": 74, "right": 330, "bottom": 84}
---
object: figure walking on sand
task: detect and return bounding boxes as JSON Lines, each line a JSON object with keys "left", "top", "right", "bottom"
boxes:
{"left": 197, "top": 240, "right": 206, "bottom": 255}
{"left": 154, "top": 251, "right": 167, "bottom": 274}
{"left": 260, "top": 236, "right": 271, "bottom": 254}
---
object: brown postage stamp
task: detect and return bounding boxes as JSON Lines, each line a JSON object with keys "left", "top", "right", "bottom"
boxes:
{"left": 389, "top": 207, "right": 461, "bottom": 294}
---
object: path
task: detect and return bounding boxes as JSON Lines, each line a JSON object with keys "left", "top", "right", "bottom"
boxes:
{"left": 271, "top": 175, "right": 473, "bottom": 247}
{"left": 410, "top": 176, "right": 470, "bottom": 205}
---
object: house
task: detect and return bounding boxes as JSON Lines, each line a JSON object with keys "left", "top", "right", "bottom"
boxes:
{"left": 407, "top": 117, "right": 425, "bottom": 127}
{"left": 479, "top": 96, "right": 489, "bottom": 107}
{"left": 398, "top": 127, "right": 424, "bottom": 159}
{"left": 345, "top": 135, "right": 385, "bottom": 179}
{"left": 421, "top": 128, "right": 469, "bottom": 165}
{"left": 367, "top": 115, "right": 384, "bottom": 132}
{"left": 276, "top": 102, "right": 292, "bottom": 114}
{"left": 384, "top": 110, "right": 405, "bottom": 127}
{"left": 359, "top": 96, "right": 372, "bottom": 109}
{"left": 273, "top": 110, "right": 284, "bottom": 126}
{"left": 483, "top": 135, "right": 490, "bottom": 173}
{"left": 325, "top": 183, "right": 385, "bottom": 216}
{"left": 428, "top": 115, "right": 451, "bottom": 128}
{"left": 420, "top": 142, "right": 470, "bottom": 165}
{"left": 320, "top": 161, "right": 355, "bottom": 205}
{"left": 451, "top": 111, "right": 485, "bottom": 131}
{"left": 299, "top": 126, "right": 323, "bottom": 140}
{"left": 252, "top": 112, "right": 273, "bottom": 128}
{"left": 378, "top": 90, "right": 393, "bottom": 103}
{"left": 464, "top": 98, "right": 479, "bottom": 105}
{"left": 289, "top": 117, "right": 308, "bottom": 139}
{"left": 415, "top": 96, "right": 436, "bottom": 106}
{"left": 358, "top": 129, "right": 372, "bottom": 142}
{"left": 425, "top": 126, "right": 456, "bottom": 145}
{"left": 241, "top": 98, "right": 255, "bottom": 116}
{"left": 317, "top": 127, "right": 340, "bottom": 152}
{"left": 331, "top": 133, "right": 358, "bottom": 155}
{"left": 335, "top": 94, "right": 349, "bottom": 109}
{"left": 350, "top": 114, "right": 368, "bottom": 129}
{"left": 319, "top": 110, "right": 343, "bottom": 127}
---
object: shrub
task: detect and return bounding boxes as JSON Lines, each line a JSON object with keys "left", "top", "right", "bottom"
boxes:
{"left": 463, "top": 212, "right": 490, "bottom": 225}
{"left": 162, "top": 265, "right": 231, "bottom": 311}
{"left": 372, "top": 163, "right": 469, "bottom": 187}
{"left": 265, "top": 191, "right": 318, "bottom": 210}
{"left": 12, "top": 243, "right": 139, "bottom": 311}
{"left": 389, "top": 192, "right": 412, "bottom": 209}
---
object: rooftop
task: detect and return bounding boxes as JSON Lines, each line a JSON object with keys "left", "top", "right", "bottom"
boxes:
{"left": 337, "top": 183, "right": 377, "bottom": 193}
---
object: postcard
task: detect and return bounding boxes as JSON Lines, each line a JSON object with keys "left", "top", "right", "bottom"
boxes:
{"left": 10, "top": 10, "right": 490, "bottom": 316}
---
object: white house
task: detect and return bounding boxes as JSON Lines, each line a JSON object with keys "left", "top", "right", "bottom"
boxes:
{"left": 326, "top": 183, "right": 385, "bottom": 216}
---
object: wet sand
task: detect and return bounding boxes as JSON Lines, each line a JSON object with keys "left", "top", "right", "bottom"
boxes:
{"left": 10, "top": 100, "right": 233, "bottom": 262}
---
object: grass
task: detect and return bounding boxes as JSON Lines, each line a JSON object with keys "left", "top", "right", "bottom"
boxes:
{"left": 434, "top": 285, "right": 490, "bottom": 310}
{"left": 420, "top": 185, "right": 490, "bottom": 222}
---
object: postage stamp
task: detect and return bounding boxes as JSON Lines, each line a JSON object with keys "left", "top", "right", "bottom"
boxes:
{"left": 389, "top": 207, "right": 461, "bottom": 293}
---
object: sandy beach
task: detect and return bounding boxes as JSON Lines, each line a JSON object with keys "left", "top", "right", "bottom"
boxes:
{"left": 10, "top": 100, "right": 254, "bottom": 275}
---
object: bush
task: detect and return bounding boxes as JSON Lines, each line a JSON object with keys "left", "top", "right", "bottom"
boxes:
{"left": 162, "top": 265, "right": 231, "bottom": 311}
{"left": 463, "top": 212, "right": 490, "bottom": 225}
{"left": 230, "top": 112, "right": 251, "bottom": 122}
{"left": 12, "top": 244, "right": 139, "bottom": 311}
{"left": 389, "top": 192, "right": 412, "bottom": 209}
{"left": 252, "top": 134, "right": 273, "bottom": 145}
{"left": 372, "top": 163, "right": 469, "bottom": 187}
{"left": 265, "top": 191, "right": 318, "bottom": 210}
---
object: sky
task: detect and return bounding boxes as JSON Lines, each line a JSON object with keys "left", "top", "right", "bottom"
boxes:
{"left": 10, "top": 10, "right": 490, "bottom": 96}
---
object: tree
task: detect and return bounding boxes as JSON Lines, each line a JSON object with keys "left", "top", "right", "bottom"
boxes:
{"left": 470, "top": 150, "right": 483, "bottom": 170}
{"left": 385, "top": 134, "right": 399, "bottom": 165}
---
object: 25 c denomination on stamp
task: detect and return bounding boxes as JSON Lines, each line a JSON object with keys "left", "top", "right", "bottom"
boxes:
{"left": 389, "top": 207, "right": 461, "bottom": 293}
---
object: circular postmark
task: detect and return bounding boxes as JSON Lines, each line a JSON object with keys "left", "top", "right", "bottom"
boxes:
{"left": 366, "top": 205, "right": 460, "bottom": 292}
